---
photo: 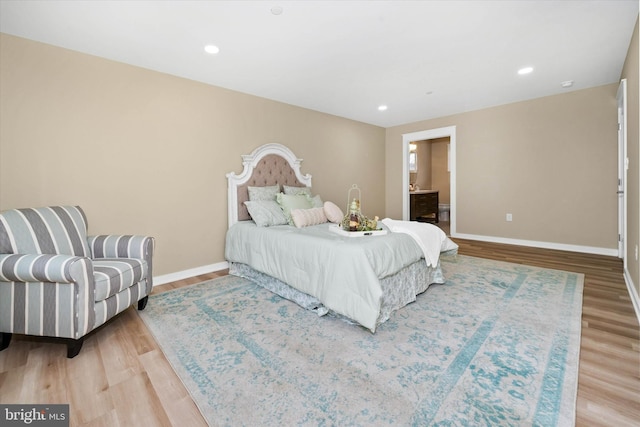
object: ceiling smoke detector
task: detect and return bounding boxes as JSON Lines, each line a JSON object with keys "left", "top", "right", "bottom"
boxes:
{"left": 561, "top": 80, "right": 574, "bottom": 88}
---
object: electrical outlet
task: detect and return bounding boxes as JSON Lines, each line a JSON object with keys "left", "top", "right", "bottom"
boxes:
{"left": 506, "top": 213, "right": 513, "bottom": 222}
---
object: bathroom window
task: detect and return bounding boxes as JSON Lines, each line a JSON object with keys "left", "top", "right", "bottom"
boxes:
{"left": 409, "top": 151, "right": 417, "bottom": 173}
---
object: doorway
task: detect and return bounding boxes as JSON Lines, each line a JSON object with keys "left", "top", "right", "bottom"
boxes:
{"left": 402, "top": 126, "right": 456, "bottom": 236}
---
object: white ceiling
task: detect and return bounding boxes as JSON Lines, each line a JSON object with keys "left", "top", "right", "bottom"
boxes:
{"left": 0, "top": 1, "right": 637, "bottom": 127}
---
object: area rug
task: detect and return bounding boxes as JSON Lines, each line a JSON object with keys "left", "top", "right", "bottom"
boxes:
{"left": 139, "top": 255, "right": 584, "bottom": 426}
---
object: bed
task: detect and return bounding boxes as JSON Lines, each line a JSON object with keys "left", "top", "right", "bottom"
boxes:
{"left": 224, "top": 143, "right": 456, "bottom": 332}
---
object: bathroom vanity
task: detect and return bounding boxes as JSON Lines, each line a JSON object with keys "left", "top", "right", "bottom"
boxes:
{"left": 410, "top": 190, "right": 439, "bottom": 223}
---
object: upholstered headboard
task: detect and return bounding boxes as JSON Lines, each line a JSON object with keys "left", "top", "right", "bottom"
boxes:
{"left": 226, "top": 143, "right": 312, "bottom": 228}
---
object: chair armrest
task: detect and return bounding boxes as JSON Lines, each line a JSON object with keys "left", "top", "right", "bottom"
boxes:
{"left": 88, "top": 235, "right": 154, "bottom": 260}
{"left": 0, "top": 254, "right": 96, "bottom": 340}
{"left": 0, "top": 254, "right": 88, "bottom": 283}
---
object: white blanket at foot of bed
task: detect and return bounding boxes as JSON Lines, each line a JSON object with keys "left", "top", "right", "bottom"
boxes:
{"left": 381, "top": 218, "right": 458, "bottom": 267}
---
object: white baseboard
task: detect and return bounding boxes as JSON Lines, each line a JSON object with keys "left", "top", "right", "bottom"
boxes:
{"left": 452, "top": 233, "right": 619, "bottom": 257}
{"left": 153, "top": 261, "right": 229, "bottom": 286}
{"left": 623, "top": 268, "right": 640, "bottom": 324}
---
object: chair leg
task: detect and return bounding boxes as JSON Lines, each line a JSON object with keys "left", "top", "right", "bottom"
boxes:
{"left": 137, "top": 296, "right": 149, "bottom": 310}
{"left": 0, "top": 333, "right": 83, "bottom": 358}
{"left": 1, "top": 333, "right": 11, "bottom": 351}
{"left": 66, "top": 337, "right": 84, "bottom": 358}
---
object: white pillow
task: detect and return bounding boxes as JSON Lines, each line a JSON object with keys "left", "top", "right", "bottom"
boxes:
{"left": 323, "top": 201, "right": 344, "bottom": 224}
{"left": 248, "top": 185, "right": 280, "bottom": 201}
{"left": 283, "top": 185, "right": 312, "bottom": 196}
{"left": 244, "top": 200, "right": 288, "bottom": 227}
{"left": 290, "top": 207, "right": 328, "bottom": 228}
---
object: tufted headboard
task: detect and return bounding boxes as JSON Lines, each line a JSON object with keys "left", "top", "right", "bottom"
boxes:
{"left": 226, "top": 143, "right": 312, "bottom": 228}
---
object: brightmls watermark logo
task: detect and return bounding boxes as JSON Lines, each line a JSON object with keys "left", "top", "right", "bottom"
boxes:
{"left": 1, "top": 405, "right": 69, "bottom": 426}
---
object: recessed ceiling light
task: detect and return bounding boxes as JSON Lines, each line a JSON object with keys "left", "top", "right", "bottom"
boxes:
{"left": 204, "top": 45, "right": 220, "bottom": 54}
{"left": 378, "top": 105, "right": 388, "bottom": 111}
{"left": 518, "top": 66, "right": 534, "bottom": 75}
{"left": 561, "top": 80, "right": 574, "bottom": 88}
{"left": 271, "top": 6, "right": 283, "bottom": 15}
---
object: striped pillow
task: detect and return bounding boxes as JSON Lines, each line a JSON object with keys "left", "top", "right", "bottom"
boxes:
{"left": 290, "top": 207, "right": 328, "bottom": 228}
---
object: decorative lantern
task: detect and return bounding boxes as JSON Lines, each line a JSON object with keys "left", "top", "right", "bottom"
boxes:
{"left": 341, "top": 184, "right": 379, "bottom": 232}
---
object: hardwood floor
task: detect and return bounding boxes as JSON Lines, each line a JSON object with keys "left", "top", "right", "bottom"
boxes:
{"left": 0, "top": 239, "right": 638, "bottom": 426}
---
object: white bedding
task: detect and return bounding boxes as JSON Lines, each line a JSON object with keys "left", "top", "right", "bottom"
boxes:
{"left": 381, "top": 218, "right": 457, "bottom": 267}
{"left": 225, "top": 221, "right": 456, "bottom": 332}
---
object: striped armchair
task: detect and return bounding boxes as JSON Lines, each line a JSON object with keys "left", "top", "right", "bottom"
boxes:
{"left": 0, "top": 206, "right": 154, "bottom": 358}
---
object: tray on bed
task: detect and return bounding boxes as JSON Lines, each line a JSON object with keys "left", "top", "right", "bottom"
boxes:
{"left": 328, "top": 223, "right": 388, "bottom": 237}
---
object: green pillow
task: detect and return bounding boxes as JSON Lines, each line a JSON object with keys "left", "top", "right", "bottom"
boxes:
{"left": 308, "top": 194, "right": 323, "bottom": 208}
{"left": 276, "top": 193, "right": 314, "bottom": 224}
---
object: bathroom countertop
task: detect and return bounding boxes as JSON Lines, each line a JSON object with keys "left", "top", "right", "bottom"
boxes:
{"left": 409, "top": 189, "right": 438, "bottom": 194}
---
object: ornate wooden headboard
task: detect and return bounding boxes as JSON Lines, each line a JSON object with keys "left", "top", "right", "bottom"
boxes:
{"left": 226, "top": 143, "right": 312, "bottom": 228}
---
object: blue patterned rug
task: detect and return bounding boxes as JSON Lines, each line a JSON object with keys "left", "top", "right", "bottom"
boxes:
{"left": 139, "top": 255, "right": 583, "bottom": 426}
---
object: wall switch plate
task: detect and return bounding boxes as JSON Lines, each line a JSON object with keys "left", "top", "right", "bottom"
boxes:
{"left": 635, "top": 245, "right": 638, "bottom": 261}
{"left": 506, "top": 213, "right": 513, "bottom": 222}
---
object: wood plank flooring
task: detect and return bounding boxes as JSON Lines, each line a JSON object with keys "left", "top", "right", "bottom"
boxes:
{"left": 0, "top": 239, "right": 638, "bottom": 426}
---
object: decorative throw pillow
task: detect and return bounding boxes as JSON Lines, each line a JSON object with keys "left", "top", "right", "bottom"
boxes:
{"left": 244, "top": 200, "right": 288, "bottom": 227}
{"left": 283, "top": 185, "right": 322, "bottom": 207}
{"left": 323, "top": 201, "right": 344, "bottom": 224}
{"left": 307, "top": 194, "right": 323, "bottom": 208}
{"left": 283, "top": 185, "right": 312, "bottom": 196}
{"left": 290, "top": 207, "right": 328, "bottom": 228}
{"left": 276, "top": 193, "right": 314, "bottom": 224}
{"left": 248, "top": 185, "right": 280, "bottom": 201}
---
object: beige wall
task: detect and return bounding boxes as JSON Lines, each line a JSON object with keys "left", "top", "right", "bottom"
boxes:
{"left": 386, "top": 84, "right": 619, "bottom": 250}
{"left": 620, "top": 17, "right": 639, "bottom": 297}
{"left": 2, "top": 20, "right": 636, "bottom": 283}
{"left": 0, "top": 34, "right": 386, "bottom": 278}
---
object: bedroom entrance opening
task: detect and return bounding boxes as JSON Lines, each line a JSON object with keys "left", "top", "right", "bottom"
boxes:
{"left": 402, "top": 126, "right": 456, "bottom": 236}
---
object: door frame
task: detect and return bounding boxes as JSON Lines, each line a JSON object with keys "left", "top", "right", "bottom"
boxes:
{"left": 402, "top": 126, "right": 456, "bottom": 235}
{"left": 617, "top": 79, "right": 628, "bottom": 263}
